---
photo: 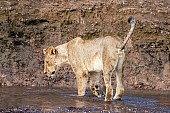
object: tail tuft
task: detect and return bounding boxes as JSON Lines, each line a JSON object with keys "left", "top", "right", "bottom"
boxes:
{"left": 128, "top": 16, "right": 135, "bottom": 25}
{"left": 120, "top": 16, "right": 136, "bottom": 50}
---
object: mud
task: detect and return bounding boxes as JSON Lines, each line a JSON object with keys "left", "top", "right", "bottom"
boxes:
{"left": 0, "top": 0, "right": 170, "bottom": 90}
{"left": 0, "top": 87, "right": 170, "bottom": 113}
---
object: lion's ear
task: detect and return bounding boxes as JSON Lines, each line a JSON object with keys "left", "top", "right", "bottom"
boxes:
{"left": 48, "top": 46, "right": 57, "bottom": 55}
{"left": 54, "top": 49, "right": 58, "bottom": 55}
{"left": 51, "top": 48, "right": 57, "bottom": 55}
{"left": 43, "top": 49, "right": 46, "bottom": 54}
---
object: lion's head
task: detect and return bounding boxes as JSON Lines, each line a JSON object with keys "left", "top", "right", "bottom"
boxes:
{"left": 43, "top": 46, "right": 58, "bottom": 77}
{"left": 43, "top": 45, "right": 69, "bottom": 78}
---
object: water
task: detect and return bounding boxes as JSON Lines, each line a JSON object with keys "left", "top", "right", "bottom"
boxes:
{"left": 0, "top": 87, "right": 170, "bottom": 112}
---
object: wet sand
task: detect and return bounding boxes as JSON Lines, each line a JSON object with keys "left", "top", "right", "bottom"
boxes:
{"left": 0, "top": 87, "right": 170, "bottom": 112}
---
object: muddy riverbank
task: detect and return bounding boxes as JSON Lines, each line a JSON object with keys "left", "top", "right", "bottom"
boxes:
{"left": 0, "top": 0, "right": 170, "bottom": 90}
{"left": 0, "top": 87, "right": 170, "bottom": 112}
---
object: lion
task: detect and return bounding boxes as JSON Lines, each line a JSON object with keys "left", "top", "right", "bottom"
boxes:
{"left": 43, "top": 17, "right": 135, "bottom": 101}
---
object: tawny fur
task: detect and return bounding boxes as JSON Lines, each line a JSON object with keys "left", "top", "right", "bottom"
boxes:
{"left": 43, "top": 17, "right": 135, "bottom": 101}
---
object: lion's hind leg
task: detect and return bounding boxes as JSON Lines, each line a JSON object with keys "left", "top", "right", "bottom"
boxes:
{"left": 114, "top": 58, "right": 124, "bottom": 100}
{"left": 114, "top": 70, "right": 124, "bottom": 100}
{"left": 89, "top": 72, "right": 103, "bottom": 97}
{"left": 103, "top": 72, "right": 113, "bottom": 101}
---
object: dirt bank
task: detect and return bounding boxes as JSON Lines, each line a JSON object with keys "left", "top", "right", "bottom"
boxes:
{"left": 0, "top": 0, "right": 170, "bottom": 90}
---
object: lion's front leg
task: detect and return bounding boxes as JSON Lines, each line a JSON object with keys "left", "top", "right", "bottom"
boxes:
{"left": 76, "top": 71, "right": 88, "bottom": 96}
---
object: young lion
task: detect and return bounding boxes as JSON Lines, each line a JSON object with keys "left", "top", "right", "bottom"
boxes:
{"left": 43, "top": 17, "right": 135, "bottom": 101}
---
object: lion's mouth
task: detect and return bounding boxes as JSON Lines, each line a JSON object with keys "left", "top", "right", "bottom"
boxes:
{"left": 50, "top": 74, "right": 56, "bottom": 78}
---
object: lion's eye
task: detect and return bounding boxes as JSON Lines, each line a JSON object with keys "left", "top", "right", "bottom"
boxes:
{"left": 46, "top": 61, "right": 49, "bottom": 64}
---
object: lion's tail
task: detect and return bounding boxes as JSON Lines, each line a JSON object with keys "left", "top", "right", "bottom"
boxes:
{"left": 120, "top": 16, "right": 136, "bottom": 50}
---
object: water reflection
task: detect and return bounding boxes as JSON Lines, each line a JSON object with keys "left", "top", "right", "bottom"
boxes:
{"left": 0, "top": 87, "right": 170, "bottom": 112}
{"left": 75, "top": 99, "right": 86, "bottom": 107}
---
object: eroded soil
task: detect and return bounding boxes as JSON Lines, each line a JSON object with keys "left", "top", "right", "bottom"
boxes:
{"left": 0, "top": 0, "right": 169, "bottom": 90}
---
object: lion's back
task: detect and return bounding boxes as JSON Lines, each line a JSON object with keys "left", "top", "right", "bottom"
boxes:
{"left": 67, "top": 36, "right": 122, "bottom": 71}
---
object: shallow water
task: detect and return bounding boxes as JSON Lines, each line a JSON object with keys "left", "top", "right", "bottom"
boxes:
{"left": 0, "top": 87, "right": 170, "bottom": 112}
